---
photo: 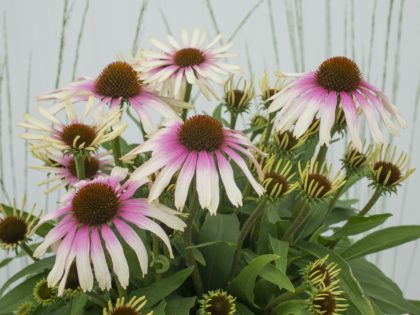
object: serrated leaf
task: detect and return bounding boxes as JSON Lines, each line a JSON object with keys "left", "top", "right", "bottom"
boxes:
{"left": 229, "top": 254, "right": 279, "bottom": 306}
{"left": 341, "top": 225, "right": 420, "bottom": 260}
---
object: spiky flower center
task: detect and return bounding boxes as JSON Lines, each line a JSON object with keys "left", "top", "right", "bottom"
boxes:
{"left": 306, "top": 174, "right": 332, "bottom": 198}
{"left": 313, "top": 292, "right": 336, "bottom": 315}
{"left": 206, "top": 295, "right": 233, "bottom": 315}
{"left": 174, "top": 48, "right": 205, "bottom": 67}
{"left": 95, "top": 61, "right": 141, "bottom": 99}
{"left": 72, "top": 183, "right": 120, "bottom": 226}
{"left": 276, "top": 131, "right": 299, "bottom": 151}
{"left": 345, "top": 149, "right": 367, "bottom": 169}
{"left": 69, "top": 156, "right": 100, "bottom": 179}
{"left": 111, "top": 307, "right": 138, "bottom": 315}
{"left": 264, "top": 172, "right": 289, "bottom": 198}
{"left": 0, "top": 217, "right": 27, "bottom": 245}
{"left": 226, "top": 90, "right": 246, "bottom": 108}
{"left": 310, "top": 264, "right": 332, "bottom": 287}
{"left": 61, "top": 123, "right": 97, "bottom": 149}
{"left": 374, "top": 161, "right": 401, "bottom": 186}
{"left": 178, "top": 115, "right": 224, "bottom": 152}
{"left": 316, "top": 56, "right": 361, "bottom": 92}
{"left": 34, "top": 280, "right": 56, "bottom": 303}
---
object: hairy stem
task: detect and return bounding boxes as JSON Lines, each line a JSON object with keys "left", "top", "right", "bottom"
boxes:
{"left": 74, "top": 154, "right": 85, "bottom": 180}
{"left": 182, "top": 188, "right": 204, "bottom": 296}
{"left": 230, "top": 112, "right": 238, "bottom": 129}
{"left": 181, "top": 83, "right": 193, "bottom": 121}
{"left": 282, "top": 202, "right": 309, "bottom": 243}
{"left": 359, "top": 188, "right": 382, "bottom": 216}
{"left": 228, "top": 199, "right": 266, "bottom": 283}
{"left": 111, "top": 136, "right": 123, "bottom": 167}
{"left": 20, "top": 242, "right": 37, "bottom": 262}
{"left": 263, "top": 112, "right": 275, "bottom": 146}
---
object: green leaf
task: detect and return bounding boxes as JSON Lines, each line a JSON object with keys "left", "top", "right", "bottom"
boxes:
{"left": 198, "top": 213, "right": 240, "bottom": 289}
{"left": 1, "top": 204, "right": 53, "bottom": 237}
{"left": 149, "top": 300, "right": 166, "bottom": 315}
{"left": 130, "top": 267, "right": 194, "bottom": 307}
{"left": 332, "top": 213, "right": 392, "bottom": 239}
{"left": 0, "top": 257, "right": 13, "bottom": 269}
{"left": 229, "top": 254, "right": 279, "bottom": 306}
{"left": 165, "top": 296, "right": 196, "bottom": 314}
{"left": 350, "top": 259, "right": 420, "bottom": 314}
{"left": 0, "top": 273, "right": 45, "bottom": 312}
{"left": 0, "top": 256, "right": 55, "bottom": 297}
{"left": 269, "top": 236, "right": 289, "bottom": 273}
{"left": 341, "top": 225, "right": 420, "bottom": 260}
{"left": 70, "top": 294, "right": 88, "bottom": 315}
{"left": 212, "top": 103, "right": 223, "bottom": 123}
{"left": 274, "top": 301, "right": 304, "bottom": 315}
{"left": 297, "top": 241, "right": 375, "bottom": 315}
{"left": 260, "top": 264, "right": 295, "bottom": 292}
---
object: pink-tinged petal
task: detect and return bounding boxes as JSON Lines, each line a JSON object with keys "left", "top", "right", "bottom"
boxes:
{"left": 340, "top": 92, "right": 362, "bottom": 151}
{"left": 101, "top": 225, "right": 130, "bottom": 288}
{"left": 149, "top": 153, "right": 187, "bottom": 202}
{"left": 319, "top": 92, "right": 337, "bottom": 146}
{"left": 33, "top": 220, "right": 76, "bottom": 258}
{"left": 31, "top": 206, "right": 69, "bottom": 234}
{"left": 175, "top": 152, "right": 197, "bottom": 210}
{"left": 120, "top": 212, "right": 173, "bottom": 257}
{"left": 47, "top": 225, "right": 77, "bottom": 287}
{"left": 293, "top": 93, "right": 323, "bottom": 138}
{"left": 354, "top": 91, "right": 384, "bottom": 144}
{"left": 110, "top": 167, "right": 129, "bottom": 184}
{"left": 119, "top": 178, "right": 149, "bottom": 201}
{"left": 276, "top": 99, "right": 307, "bottom": 132}
{"left": 215, "top": 151, "right": 242, "bottom": 207}
{"left": 130, "top": 154, "right": 169, "bottom": 182}
{"left": 75, "top": 226, "right": 94, "bottom": 292}
{"left": 222, "top": 146, "right": 265, "bottom": 196}
{"left": 226, "top": 142, "right": 263, "bottom": 180}
{"left": 196, "top": 151, "right": 212, "bottom": 210}
{"left": 173, "top": 69, "right": 185, "bottom": 97}
{"left": 57, "top": 237, "right": 77, "bottom": 296}
{"left": 113, "top": 219, "right": 148, "bottom": 275}
{"left": 208, "top": 153, "right": 220, "bottom": 215}
{"left": 131, "top": 101, "right": 156, "bottom": 134}
{"left": 91, "top": 227, "right": 112, "bottom": 291}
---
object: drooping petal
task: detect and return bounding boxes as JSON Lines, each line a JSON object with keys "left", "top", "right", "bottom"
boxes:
{"left": 90, "top": 227, "right": 112, "bottom": 291}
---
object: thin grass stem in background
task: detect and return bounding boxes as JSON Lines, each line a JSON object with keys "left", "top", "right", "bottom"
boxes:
{"left": 227, "top": 0, "right": 264, "bottom": 42}
{"left": 350, "top": 0, "right": 356, "bottom": 60}
{"left": 2, "top": 14, "right": 16, "bottom": 197}
{"left": 132, "top": 0, "right": 149, "bottom": 54}
{"left": 325, "top": 0, "right": 331, "bottom": 57}
{"left": 72, "top": 0, "right": 90, "bottom": 81}
{"left": 158, "top": 5, "right": 172, "bottom": 35}
{"left": 367, "top": 0, "right": 377, "bottom": 81}
{"left": 343, "top": 0, "right": 348, "bottom": 55}
{"left": 244, "top": 41, "right": 254, "bottom": 79}
{"left": 24, "top": 55, "right": 32, "bottom": 194}
{"left": 381, "top": 0, "right": 394, "bottom": 91}
{"left": 295, "top": 0, "right": 304, "bottom": 71}
{"left": 0, "top": 59, "right": 4, "bottom": 203}
{"left": 205, "top": 0, "right": 221, "bottom": 36}
{"left": 284, "top": 0, "right": 298, "bottom": 71}
{"left": 391, "top": 0, "right": 405, "bottom": 102}
{"left": 267, "top": 0, "right": 280, "bottom": 69}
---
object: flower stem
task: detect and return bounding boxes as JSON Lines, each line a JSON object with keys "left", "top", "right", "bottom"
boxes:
{"left": 152, "top": 234, "right": 161, "bottom": 281}
{"left": 359, "top": 188, "right": 382, "bottom": 216}
{"left": 264, "top": 285, "right": 306, "bottom": 311}
{"left": 228, "top": 199, "right": 266, "bottom": 283}
{"left": 263, "top": 113, "right": 275, "bottom": 146}
{"left": 282, "top": 202, "right": 309, "bottom": 244}
{"left": 74, "top": 154, "right": 85, "bottom": 180}
{"left": 230, "top": 112, "right": 238, "bottom": 129}
{"left": 316, "top": 144, "right": 328, "bottom": 164}
{"left": 182, "top": 188, "right": 204, "bottom": 296}
{"left": 115, "top": 276, "right": 126, "bottom": 297}
{"left": 111, "top": 136, "right": 123, "bottom": 167}
{"left": 181, "top": 83, "right": 193, "bottom": 121}
{"left": 20, "top": 242, "right": 37, "bottom": 261}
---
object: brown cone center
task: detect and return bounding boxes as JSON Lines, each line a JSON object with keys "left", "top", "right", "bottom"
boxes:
{"left": 174, "top": 48, "right": 205, "bottom": 67}
{"left": 61, "top": 123, "right": 97, "bottom": 149}
{"left": 316, "top": 56, "right": 361, "bottom": 92}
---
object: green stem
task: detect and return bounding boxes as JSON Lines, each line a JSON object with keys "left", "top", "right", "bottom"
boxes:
{"left": 181, "top": 83, "right": 193, "bottom": 121}
{"left": 263, "top": 113, "right": 275, "bottom": 146}
{"left": 228, "top": 199, "right": 266, "bottom": 283}
{"left": 265, "top": 286, "right": 306, "bottom": 311}
{"left": 359, "top": 188, "right": 382, "bottom": 216}
{"left": 182, "top": 188, "right": 204, "bottom": 296}
{"left": 74, "top": 154, "right": 85, "bottom": 180}
{"left": 85, "top": 291, "right": 107, "bottom": 307}
{"left": 230, "top": 112, "right": 238, "bottom": 129}
{"left": 282, "top": 202, "right": 309, "bottom": 243}
{"left": 115, "top": 276, "right": 126, "bottom": 297}
{"left": 127, "top": 106, "right": 145, "bottom": 140}
{"left": 316, "top": 144, "right": 328, "bottom": 164}
{"left": 20, "top": 242, "right": 37, "bottom": 261}
{"left": 111, "top": 136, "right": 123, "bottom": 167}
{"left": 152, "top": 234, "right": 161, "bottom": 281}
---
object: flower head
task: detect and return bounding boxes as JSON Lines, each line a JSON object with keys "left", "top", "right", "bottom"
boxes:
{"left": 138, "top": 28, "right": 240, "bottom": 100}
{"left": 303, "top": 255, "right": 340, "bottom": 290}
{"left": 268, "top": 56, "right": 406, "bottom": 151}
{"left": 368, "top": 145, "right": 415, "bottom": 194}
{"left": 308, "top": 285, "right": 349, "bottom": 315}
{"left": 37, "top": 61, "right": 189, "bottom": 134}
{"left": 260, "top": 71, "right": 286, "bottom": 106}
{"left": 296, "top": 161, "right": 346, "bottom": 201}
{"left": 224, "top": 76, "right": 255, "bottom": 114}
{"left": 15, "top": 301, "right": 35, "bottom": 315}
{"left": 199, "top": 290, "right": 236, "bottom": 315}
{"left": 32, "top": 167, "right": 186, "bottom": 296}
{"left": 103, "top": 296, "right": 152, "bottom": 315}
{"left": 123, "top": 115, "right": 265, "bottom": 214}
{"left": 20, "top": 97, "right": 126, "bottom": 153}
{"left": 33, "top": 278, "right": 57, "bottom": 305}
{"left": 31, "top": 148, "right": 112, "bottom": 193}
{"left": 261, "top": 157, "right": 296, "bottom": 199}
{"left": 342, "top": 142, "right": 372, "bottom": 175}
{"left": 0, "top": 196, "right": 41, "bottom": 250}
